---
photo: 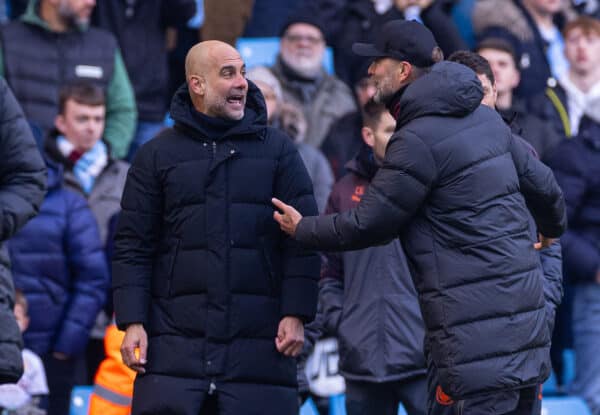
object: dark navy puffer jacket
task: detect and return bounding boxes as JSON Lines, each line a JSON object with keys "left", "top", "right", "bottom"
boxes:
{"left": 8, "top": 162, "right": 109, "bottom": 357}
{"left": 547, "top": 123, "right": 600, "bottom": 284}
{"left": 296, "top": 61, "right": 567, "bottom": 399}
{"left": 113, "top": 81, "right": 320, "bottom": 388}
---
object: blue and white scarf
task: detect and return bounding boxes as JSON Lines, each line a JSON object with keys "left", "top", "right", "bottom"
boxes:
{"left": 57, "top": 136, "right": 108, "bottom": 194}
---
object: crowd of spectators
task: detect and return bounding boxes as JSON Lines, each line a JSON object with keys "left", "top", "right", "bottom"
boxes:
{"left": 0, "top": 0, "right": 599, "bottom": 414}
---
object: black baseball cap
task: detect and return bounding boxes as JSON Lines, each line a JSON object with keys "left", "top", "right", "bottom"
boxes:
{"left": 352, "top": 20, "right": 439, "bottom": 67}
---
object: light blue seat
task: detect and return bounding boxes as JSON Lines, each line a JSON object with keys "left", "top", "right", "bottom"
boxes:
{"left": 542, "top": 396, "right": 592, "bottom": 415}
{"left": 300, "top": 397, "right": 320, "bottom": 415}
{"left": 236, "top": 37, "right": 335, "bottom": 74}
{"left": 69, "top": 385, "right": 93, "bottom": 415}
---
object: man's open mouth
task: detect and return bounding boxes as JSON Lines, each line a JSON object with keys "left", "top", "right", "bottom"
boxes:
{"left": 227, "top": 95, "right": 245, "bottom": 105}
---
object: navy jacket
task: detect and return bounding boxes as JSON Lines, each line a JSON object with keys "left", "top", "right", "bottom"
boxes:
{"left": 296, "top": 62, "right": 567, "bottom": 398}
{"left": 320, "top": 146, "right": 426, "bottom": 382}
{"left": 547, "top": 125, "right": 600, "bottom": 284}
{"left": 113, "top": 81, "right": 320, "bottom": 388}
{"left": 8, "top": 162, "right": 109, "bottom": 357}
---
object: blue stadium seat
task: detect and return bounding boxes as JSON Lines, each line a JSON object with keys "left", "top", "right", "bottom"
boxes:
{"left": 300, "top": 397, "right": 320, "bottom": 415}
{"left": 236, "top": 37, "right": 335, "bottom": 74}
{"left": 327, "top": 394, "right": 407, "bottom": 415}
{"left": 69, "top": 385, "right": 93, "bottom": 415}
{"left": 542, "top": 397, "right": 592, "bottom": 415}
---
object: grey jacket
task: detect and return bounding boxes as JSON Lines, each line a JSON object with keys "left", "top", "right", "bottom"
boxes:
{"left": 0, "top": 78, "right": 46, "bottom": 383}
{"left": 270, "top": 57, "right": 356, "bottom": 148}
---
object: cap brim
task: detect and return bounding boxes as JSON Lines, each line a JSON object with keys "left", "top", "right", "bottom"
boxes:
{"left": 352, "top": 42, "right": 386, "bottom": 57}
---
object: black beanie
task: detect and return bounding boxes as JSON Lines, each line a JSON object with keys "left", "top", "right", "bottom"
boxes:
{"left": 279, "top": 5, "right": 327, "bottom": 39}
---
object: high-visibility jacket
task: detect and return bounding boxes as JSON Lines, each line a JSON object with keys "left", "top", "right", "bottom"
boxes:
{"left": 88, "top": 322, "right": 135, "bottom": 415}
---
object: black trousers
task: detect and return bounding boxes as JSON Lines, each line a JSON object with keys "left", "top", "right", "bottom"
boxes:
{"left": 132, "top": 373, "right": 299, "bottom": 415}
{"left": 42, "top": 354, "right": 77, "bottom": 415}
{"left": 345, "top": 376, "right": 428, "bottom": 415}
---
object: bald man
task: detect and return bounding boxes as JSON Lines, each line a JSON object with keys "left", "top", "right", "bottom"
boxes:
{"left": 112, "top": 41, "right": 320, "bottom": 414}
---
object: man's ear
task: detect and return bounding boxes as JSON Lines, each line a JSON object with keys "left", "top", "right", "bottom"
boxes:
{"left": 361, "top": 126, "right": 375, "bottom": 148}
{"left": 399, "top": 61, "right": 413, "bottom": 82}
{"left": 189, "top": 75, "right": 206, "bottom": 96}
{"left": 55, "top": 114, "right": 66, "bottom": 134}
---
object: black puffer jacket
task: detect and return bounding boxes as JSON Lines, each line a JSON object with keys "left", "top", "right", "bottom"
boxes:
{"left": 296, "top": 62, "right": 567, "bottom": 399}
{"left": 0, "top": 78, "right": 46, "bottom": 383}
{"left": 113, "top": 81, "right": 320, "bottom": 388}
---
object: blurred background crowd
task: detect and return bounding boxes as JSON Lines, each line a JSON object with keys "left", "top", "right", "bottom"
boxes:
{"left": 0, "top": 0, "right": 599, "bottom": 414}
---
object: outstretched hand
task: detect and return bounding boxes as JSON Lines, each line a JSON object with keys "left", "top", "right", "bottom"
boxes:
{"left": 272, "top": 198, "right": 302, "bottom": 237}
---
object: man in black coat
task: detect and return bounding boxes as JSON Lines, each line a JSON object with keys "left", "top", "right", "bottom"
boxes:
{"left": 113, "top": 40, "right": 320, "bottom": 415}
{"left": 273, "top": 20, "right": 567, "bottom": 415}
{"left": 0, "top": 78, "right": 46, "bottom": 384}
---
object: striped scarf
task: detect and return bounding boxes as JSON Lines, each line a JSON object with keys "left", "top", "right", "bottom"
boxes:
{"left": 57, "top": 136, "right": 108, "bottom": 194}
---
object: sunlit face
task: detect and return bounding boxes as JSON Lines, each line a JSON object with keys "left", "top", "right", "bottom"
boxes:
{"left": 478, "top": 48, "right": 520, "bottom": 96}
{"left": 56, "top": 0, "right": 96, "bottom": 26}
{"left": 477, "top": 73, "right": 497, "bottom": 108}
{"left": 564, "top": 27, "right": 600, "bottom": 77}
{"left": 280, "top": 23, "right": 326, "bottom": 78}
{"left": 55, "top": 99, "right": 105, "bottom": 152}
{"left": 253, "top": 80, "right": 279, "bottom": 122}
{"left": 363, "top": 111, "right": 396, "bottom": 162}
{"left": 368, "top": 58, "right": 406, "bottom": 105}
{"left": 201, "top": 53, "right": 248, "bottom": 120}
{"left": 14, "top": 304, "right": 29, "bottom": 333}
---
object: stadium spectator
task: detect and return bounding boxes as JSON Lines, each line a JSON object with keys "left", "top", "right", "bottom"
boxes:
{"left": 247, "top": 66, "right": 334, "bottom": 213}
{"left": 473, "top": 0, "right": 571, "bottom": 100}
{"left": 44, "top": 82, "right": 130, "bottom": 382}
{"left": 269, "top": 10, "right": 356, "bottom": 148}
{"left": 92, "top": 0, "right": 196, "bottom": 160}
{"left": 544, "top": 16, "right": 600, "bottom": 415}
{"left": 0, "top": 0, "right": 137, "bottom": 159}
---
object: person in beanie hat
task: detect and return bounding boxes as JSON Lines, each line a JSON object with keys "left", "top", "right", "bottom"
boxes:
{"left": 272, "top": 19, "right": 566, "bottom": 415}
{"left": 268, "top": 8, "right": 356, "bottom": 148}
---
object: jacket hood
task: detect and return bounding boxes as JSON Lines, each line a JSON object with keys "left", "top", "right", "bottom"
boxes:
{"left": 345, "top": 143, "right": 378, "bottom": 181}
{"left": 22, "top": 0, "right": 87, "bottom": 32}
{"left": 395, "top": 61, "right": 483, "bottom": 128}
{"left": 170, "top": 80, "right": 268, "bottom": 139}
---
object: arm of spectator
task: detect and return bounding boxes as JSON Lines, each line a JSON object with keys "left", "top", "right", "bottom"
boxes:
{"left": 539, "top": 240, "right": 562, "bottom": 335}
{"left": 162, "top": 0, "right": 197, "bottom": 26}
{"left": 312, "top": 149, "right": 335, "bottom": 214}
{"left": 421, "top": 0, "right": 468, "bottom": 57}
{"left": 291, "top": 131, "right": 436, "bottom": 251}
{"left": 0, "top": 78, "right": 46, "bottom": 241}
{"left": 509, "top": 133, "right": 566, "bottom": 239}
{"left": 112, "top": 143, "right": 163, "bottom": 330}
{"left": 53, "top": 195, "right": 109, "bottom": 356}
{"left": 104, "top": 50, "right": 137, "bottom": 159}
{"left": 274, "top": 136, "right": 321, "bottom": 323}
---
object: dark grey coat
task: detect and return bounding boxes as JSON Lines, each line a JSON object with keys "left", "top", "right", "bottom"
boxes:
{"left": 0, "top": 78, "right": 46, "bottom": 383}
{"left": 295, "top": 62, "right": 567, "bottom": 399}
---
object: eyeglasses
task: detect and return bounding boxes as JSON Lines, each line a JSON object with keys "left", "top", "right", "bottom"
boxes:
{"left": 283, "top": 34, "right": 324, "bottom": 45}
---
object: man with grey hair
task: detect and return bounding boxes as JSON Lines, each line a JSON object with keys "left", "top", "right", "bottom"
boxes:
{"left": 269, "top": 10, "right": 356, "bottom": 148}
{"left": 0, "top": 0, "right": 137, "bottom": 159}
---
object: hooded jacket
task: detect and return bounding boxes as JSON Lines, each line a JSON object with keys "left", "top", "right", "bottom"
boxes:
{"left": 295, "top": 61, "right": 567, "bottom": 399}
{"left": 8, "top": 161, "right": 109, "bottom": 357}
{"left": 112, "top": 81, "right": 320, "bottom": 388}
{"left": 0, "top": 78, "right": 46, "bottom": 383}
{"left": 320, "top": 145, "right": 426, "bottom": 383}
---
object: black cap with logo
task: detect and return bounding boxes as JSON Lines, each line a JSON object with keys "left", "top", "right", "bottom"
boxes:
{"left": 352, "top": 20, "right": 439, "bottom": 67}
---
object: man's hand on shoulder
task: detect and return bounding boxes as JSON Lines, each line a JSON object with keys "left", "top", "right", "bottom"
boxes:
{"left": 272, "top": 198, "right": 303, "bottom": 237}
{"left": 120, "top": 323, "right": 148, "bottom": 374}
{"left": 275, "top": 316, "right": 304, "bottom": 357}
{"left": 534, "top": 233, "right": 555, "bottom": 250}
